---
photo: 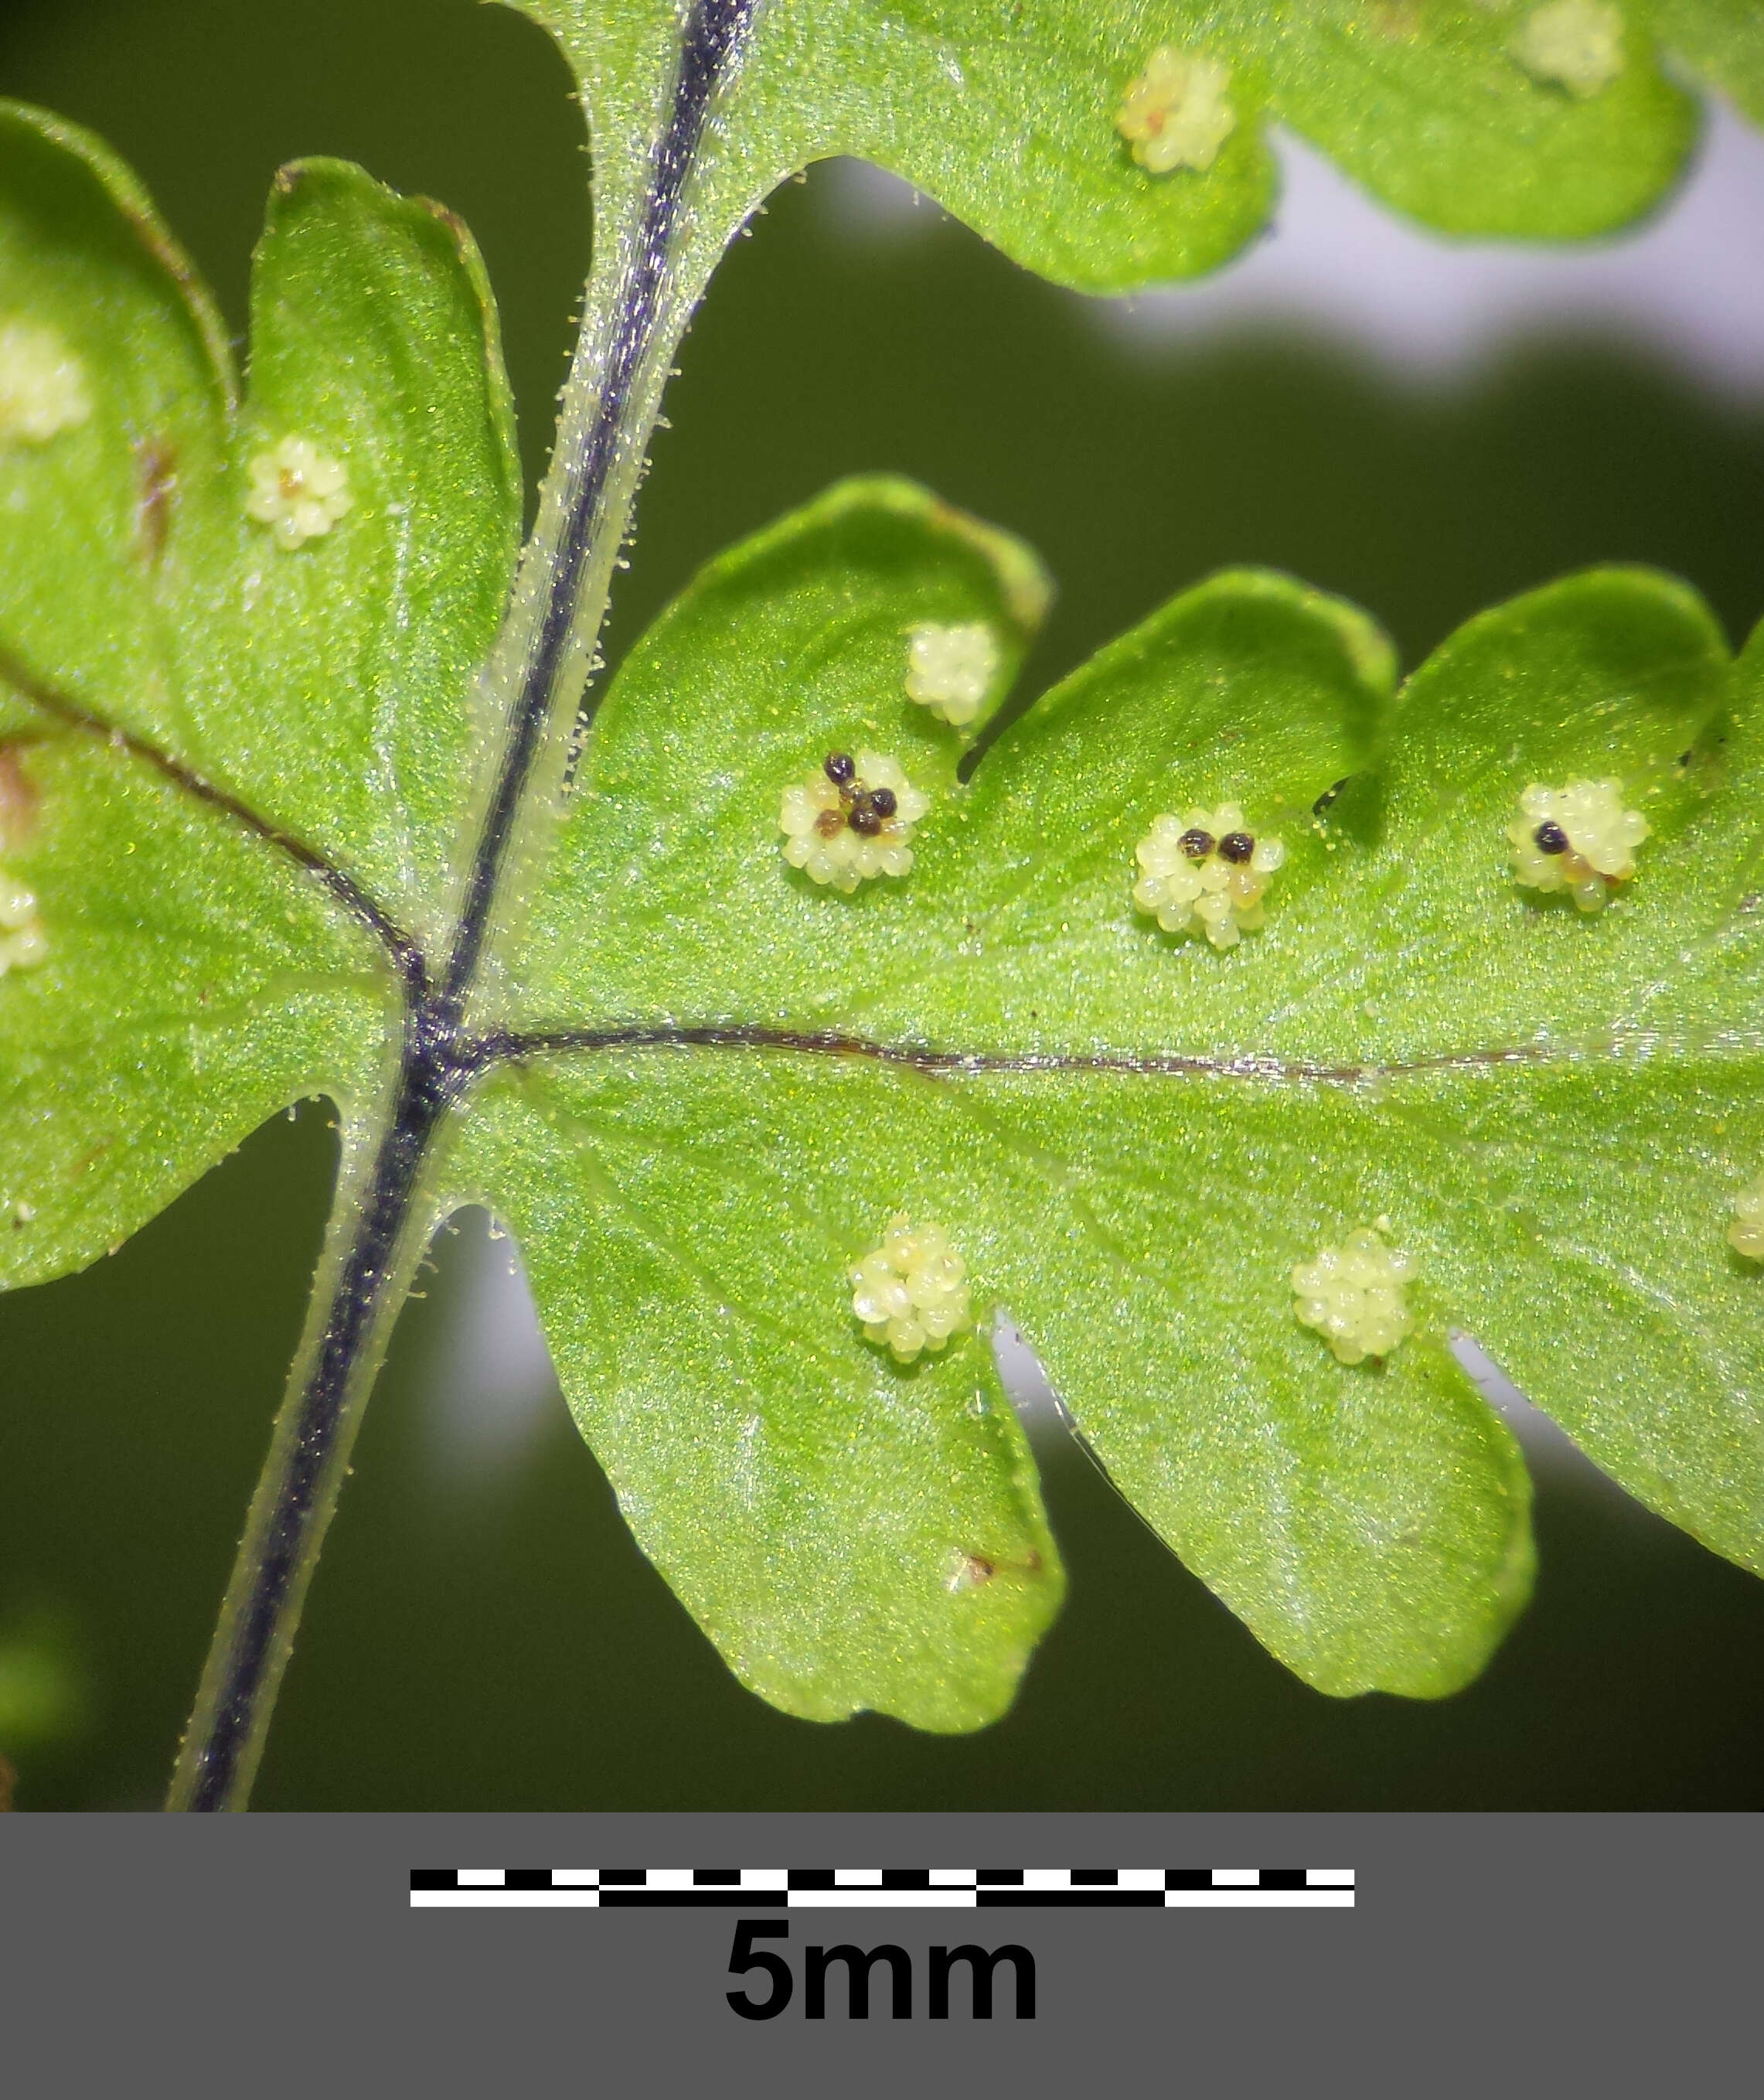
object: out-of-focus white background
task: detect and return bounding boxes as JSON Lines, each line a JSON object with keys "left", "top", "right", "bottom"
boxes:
{"left": 833, "top": 100, "right": 1764, "bottom": 392}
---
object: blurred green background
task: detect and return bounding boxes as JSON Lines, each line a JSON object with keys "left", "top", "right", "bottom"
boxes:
{"left": 2, "top": 0, "right": 1762, "bottom": 1811}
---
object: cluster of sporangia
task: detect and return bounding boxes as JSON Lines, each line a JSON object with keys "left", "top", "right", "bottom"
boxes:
{"left": 0, "top": 739, "right": 43, "bottom": 982}
{"left": 0, "top": 317, "right": 89, "bottom": 978}
{"left": 778, "top": 749, "right": 928, "bottom": 891}
{"left": 0, "top": 850, "right": 45, "bottom": 977}
{"left": 850, "top": 1215, "right": 973, "bottom": 1364}
{"left": 848, "top": 1211, "right": 1421, "bottom": 1369}
{"left": 1732, "top": 1180, "right": 1764, "bottom": 1264}
{"left": 1291, "top": 1229, "right": 1418, "bottom": 1366}
{"left": 1132, "top": 805, "right": 1286, "bottom": 949}
{"left": 243, "top": 435, "right": 355, "bottom": 551}
{"left": 1115, "top": 2, "right": 1627, "bottom": 177}
{"left": 1506, "top": 779, "right": 1649, "bottom": 911}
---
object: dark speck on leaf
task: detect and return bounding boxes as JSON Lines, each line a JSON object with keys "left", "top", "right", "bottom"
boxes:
{"left": 1218, "top": 831, "right": 1255, "bottom": 864}
{"left": 1534, "top": 821, "right": 1570, "bottom": 854}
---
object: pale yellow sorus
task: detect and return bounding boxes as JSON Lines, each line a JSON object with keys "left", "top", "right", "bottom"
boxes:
{"left": 245, "top": 435, "right": 355, "bottom": 550}
{"left": 1292, "top": 1229, "right": 1416, "bottom": 1365}
{"left": 1507, "top": 778, "right": 1648, "bottom": 912}
{"left": 904, "top": 622, "right": 999, "bottom": 728}
{"left": 778, "top": 750, "right": 928, "bottom": 893}
{"left": 851, "top": 1214, "right": 973, "bottom": 1363}
{"left": 1510, "top": 0, "right": 1626, "bottom": 98}
{"left": 0, "top": 318, "right": 91, "bottom": 445}
{"left": 0, "top": 876, "right": 47, "bottom": 976}
{"left": 1116, "top": 47, "right": 1236, "bottom": 175}
{"left": 1731, "top": 1176, "right": 1764, "bottom": 1263}
{"left": 1133, "top": 802, "right": 1285, "bottom": 951}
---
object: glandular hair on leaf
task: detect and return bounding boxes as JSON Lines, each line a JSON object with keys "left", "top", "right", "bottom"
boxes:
{"left": 1115, "top": 47, "right": 1236, "bottom": 175}
{"left": 244, "top": 435, "right": 355, "bottom": 551}
{"left": 1132, "top": 802, "right": 1285, "bottom": 949}
{"left": 1507, "top": 778, "right": 1649, "bottom": 912}
{"left": 1732, "top": 1177, "right": 1764, "bottom": 1263}
{"left": 1292, "top": 1229, "right": 1416, "bottom": 1365}
{"left": 1510, "top": 0, "right": 1626, "bottom": 98}
{"left": 851, "top": 1214, "right": 973, "bottom": 1362}
{"left": 779, "top": 750, "right": 928, "bottom": 891}
{"left": 904, "top": 621, "right": 999, "bottom": 725}
{"left": 0, "top": 316, "right": 90, "bottom": 445}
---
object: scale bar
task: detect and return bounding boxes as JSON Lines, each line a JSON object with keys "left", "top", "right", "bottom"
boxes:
{"left": 411, "top": 1866, "right": 1354, "bottom": 1911}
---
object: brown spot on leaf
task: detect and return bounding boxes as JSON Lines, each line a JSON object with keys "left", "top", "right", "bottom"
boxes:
{"left": 0, "top": 1752, "right": 15, "bottom": 1811}
{"left": 1367, "top": 0, "right": 1423, "bottom": 37}
{"left": 0, "top": 743, "right": 39, "bottom": 853}
{"left": 418, "top": 197, "right": 472, "bottom": 247}
{"left": 135, "top": 438, "right": 178, "bottom": 566}
{"left": 948, "top": 1543, "right": 1044, "bottom": 1593}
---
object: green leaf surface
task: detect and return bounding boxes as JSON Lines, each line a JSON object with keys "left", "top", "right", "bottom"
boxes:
{"left": 1650, "top": 0, "right": 1764, "bottom": 121}
{"left": 5, "top": 73, "right": 1761, "bottom": 1744}
{"left": 0, "top": 105, "right": 521, "bottom": 939}
{"left": 0, "top": 111, "right": 518, "bottom": 1279}
{"left": 0, "top": 688, "right": 390, "bottom": 1289}
{"left": 509, "top": 0, "right": 1745, "bottom": 295}
{"left": 468, "top": 479, "right": 1760, "bottom": 1710}
{"left": 449, "top": 1060, "right": 1064, "bottom": 1727}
